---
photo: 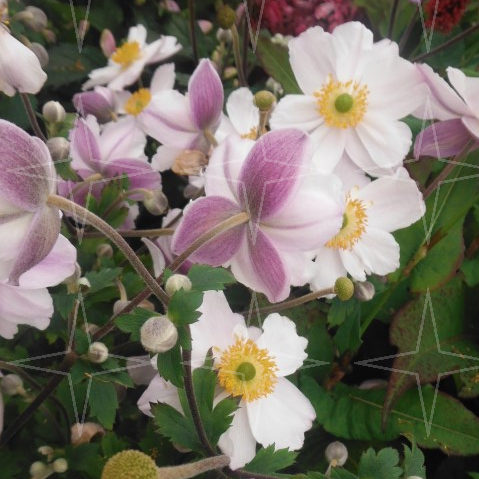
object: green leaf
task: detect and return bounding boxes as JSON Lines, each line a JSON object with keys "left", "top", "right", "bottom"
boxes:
{"left": 255, "top": 36, "right": 301, "bottom": 94}
{"left": 402, "top": 443, "right": 426, "bottom": 478}
{"left": 461, "top": 256, "right": 479, "bottom": 287}
{"left": 244, "top": 445, "right": 298, "bottom": 474}
{"left": 328, "top": 298, "right": 358, "bottom": 327}
{"left": 333, "top": 303, "right": 361, "bottom": 354}
{"left": 115, "top": 308, "right": 156, "bottom": 341}
{"left": 157, "top": 344, "right": 184, "bottom": 388}
{"left": 410, "top": 221, "right": 464, "bottom": 292}
{"left": 469, "top": 473, "right": 479, "bottom": 479}
{"left": 101, "top": 433, "right": 128, "bottom": 457}
{"left": 358, "top": 448, "right": 402, "bottom": 479}
{"left": 65, "top": 443, "right": 104, "bottom": 479}
{"left": 89, "top": 381, "right": 118, "bottom": 429}
{"left": 167, "top": 289, "right": 203, "bottom": 326}
{"left": 152, "top": 402, "right": 202, "bottom": 452}
{"left": 384, "top": 277, "right": 479, "bottom": 419}
{"left": 85, "top": 268, "right": 123, "bottom": 294}
{"left": 187, "top": 265, "right": 235, "bottom": 291}
{"left": 74, "top": 329, "right": 90, "bottom": 355}
{"left": 302, "top": 377, "right": 479, "bottom": 455}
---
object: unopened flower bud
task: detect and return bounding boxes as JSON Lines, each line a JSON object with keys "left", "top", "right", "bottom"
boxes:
{"left": 143, "top": 190, "right": 168, "bottom": 216}
{"left": 216, "top": 5, "right": 236, "bottom": 29}
{"left": 43, "top": 101, "right": 66, "bottom": 124}
{"left": 100, "top": 29, "right": 116, "bottom": 57}
{"left": 325, "top": 441, "right": 348, "bottom": 467}
{"left": 334, "top": 277, "right": 354, "bottom": 301}
{"left": 113, "top": 300, "right": 130, "bottom": 316}
{"left": 30, "top": 461, "right": 48, "bottom": 477}
{"left": 46, "top": 137, "right": 70, "bottom": 162}
{"left": 88, "top": 342, "right": 109, "bottom": 363}
{"left": 52, "top": 458, "right": 68, "bottom": 473}
{"left": 102, "top": 450, "right": 157, "bottom": 479}
{"left": 254, "top": 90, "right": 276, "bottom": 111}
{"left": 140, "top": 316, "right": 178, "bottom": 353}
{"left": 42, "top": 28, "right": 56, "bottom": 43}
{"left": 71, "top": 422, "right": 105, "bottom": 445}
{"left": 38, "top": 445, "right": 54, "bottom": 457}
{"left": 354, "top": 281, "right": 375, "bottom": 302}
{"left": 138, "top": 299, "right": 155, "bottom": 311}
{"left": 172, "top": 150, "right": 208, "bottom": 176}
{"left": 216, "top": 27, "right": 232, "bottom": 43}
{"left": 223, "top": 66, "right": 237, "bottom": 80}
{"left": 198, "top": 20, "right": 213, "bottom": 34}
{"left": 96, "top": 243, "right": 113, "bottom": 259}
{"left": 1, "top": 374, "right": 25, "bottom": 396}
{"left": 15, "top": 6, "right": 47, "bottom": 32}
{"left": 359, "top": 379, "right": 388, "bottom": 390}
{"left": 78, "top": 277, "right": 91, "bottom": 293}
{"left": 30, "top": 43, "right": 49, "bottom": 68}
{"left": 165, "top": 274, "right": 192, "bottom": 296}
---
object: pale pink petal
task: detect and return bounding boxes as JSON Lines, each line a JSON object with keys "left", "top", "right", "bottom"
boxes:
{"left": 462, "top": 116, "right": 479, "bottom": 140}
{"left": 99, "top": 117, "right": 147, "bottom": 161}
{"left": 103, "top": 158, "right": 161, "bottom": 194}
{"left": 70, "top": 117, "right": 102, "bottom": 172}
{"left": 225, "top": 88, "right": 259, "bottom": 136}
{"left": 142, "top": 238, "right": 165, "bottom": 278}
{"left": 269, "top": 95, "right": 322, "bottom": 132}
{"left": 311, "top": 246, "right": 347, "bottom": 292}
{"left": 151, "top": 146, "right": 182, "bottom": 172}
{"left": 137, "top": 375, "right": 182, "bottom": 417}
{"left": 150, "top": 63, "right": 175, "bottom": 94}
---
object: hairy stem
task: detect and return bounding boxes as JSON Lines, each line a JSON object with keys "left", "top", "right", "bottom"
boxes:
{"left": 47, "top": 194, "right": 169, "bottom": 306}
{"left": 80, "top": 227, "right": 175, "bottom": 239}
{"left": 157, "top": 455, "right": 230, "bottom": 479}
{"left": 231, "top": 24, "right": 247, "bottom": 86}
{"left": 20, "top": 93, "right": 47, "bottom": 142}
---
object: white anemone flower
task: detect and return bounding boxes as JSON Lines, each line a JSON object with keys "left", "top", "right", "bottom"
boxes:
{"left": 138, "top": 291, "right": 315, "bottom": 470}
{"left": 0, "top": 25, "right": 47, "bottom": 96}
{"left": 270, "top": 22, "right": 425, "bottom": 176}
{"left": 310, "top": 168, "right": 425, "bottom": 291}
{"left": 83, "top": 24, "right": 181, "bottom": 91}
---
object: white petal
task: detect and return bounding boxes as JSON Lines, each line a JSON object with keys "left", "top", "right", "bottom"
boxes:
{"left": 151, "top": 146, "right": 181, "bottom": 172}
{"left": 311, "top": 126, "right": 346, "bottom": 172}
{"left": 332, "top": 154, "right": 371, "bottom": 190}
{"left": 446, "top": 67, "right": 479, "bottom": 115}
{"left": 339, "top": 248, "right": 367, "bottom": 281}
{"left": 108, "top": 59, "right": 148, "bottom": 90}
{"left": 269, "top": 95, "right": 322, "bottom": 132}
{"left": 226, "top": 88, "right": 259, "bottom": 136}
{"left": 246, "top": 377, "right": 315, "bottom": 450}
{"left": 137, "top": 374, "right": 182, "bottom": 417}
{"left": 142, "top": 238, "right": 165, "bottom": 278}
{"left": 100, "top": 117, "right": 147, "bottom": 161}
{"left": 462, "top": 116, "right": 479, "bottom": 139}
{"left": 83, "top": 65, "right": 121, "bottom": 90}
{"left": 310, "top": 246, "right": 347, "bottom": 292}
{"left": 127, "top": 24, "right": 147, "bottom": 46}
{"left": 150, "top": 63, "right": 175, "bottom": 94}
{"left": 256, "top": 314, "right": 308, "bottom": 376}
{"left": 190, "top": 291, "right": 245, "bottom": 367}
{"left": 357, "top": 170, "right": 425, "bottom": 232}
{"left": 218, "top": 403, "right": 256, "bottom": 470}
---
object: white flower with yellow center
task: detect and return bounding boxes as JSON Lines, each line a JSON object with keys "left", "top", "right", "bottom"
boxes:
{"left": 83, "top": 24, "right": 181, "bottom": 91}
{"left": 310, "top": 168, "right": 425, "bottom": 292}
{"left": 270, "top": 22, "right": 425, "bottom": 176}
{"left": 138, "top": 291, "right": 315, "bottom": 470}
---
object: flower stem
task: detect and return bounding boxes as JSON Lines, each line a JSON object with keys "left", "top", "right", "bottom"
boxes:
{"left": 47, "top": 194, "right": 169, "bottom": 306}
{"left": 399, "top": 6, "right": 419, "bottom": 53}
{"left": 387, "top": 0, "right": 400, "bottom": 38}
{"left": 80, "top": 227, "right": 175, "bottom": 239}
{"left": 188, "top": 0, "right": 199, "bottom": 64}
{"left": 413, "top": 23, "right": 479, "bottom": 61}
{"left": 231, "top": 24, "right": 247, "bottom": 86}
{"left": 20, "top": 93, "right": 47, "bottom": 142}
{"left": 168, "top": 212, "right": 249, "bottom": 273}
{"left": 157, "top": 455, "right": 230, "bottom": 479}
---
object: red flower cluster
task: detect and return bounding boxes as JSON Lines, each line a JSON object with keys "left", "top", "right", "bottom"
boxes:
{"left": 425, "top": 0, "right": 469, "bottom": 34}
{"left": 250, "top": 0, "right": 358, "bottom": 36}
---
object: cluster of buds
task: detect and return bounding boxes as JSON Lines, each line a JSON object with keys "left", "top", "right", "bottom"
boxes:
{"left": 30, "top": 447, "right": 68, "bottom": 479}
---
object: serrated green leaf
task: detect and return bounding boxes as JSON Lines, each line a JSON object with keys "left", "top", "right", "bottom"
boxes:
{"left": 333, "top": 304, "right": 361, "bottom": 354}
{"left": 244, "top": 445, "right": 298, "bottom": 474}
{"left": 65, "top": 443, "right": 103, "bottom": 479}
{"left": 167, "top": 289, "right": 203, "bottom": 326}
{"left": 157, "top": 344, "right": 184, "bottom": 388}
{"left": 187, "top": 265, "right": 235, "bottom": 291}
{"left": 74, "top": 329, "right": 90, "bottom": 355}
{"left": 89, "top": 381, "right": 118, "bottom": 429}
{"left": 85, "top": 268, "right": 123, "bottom": 294}
{"left": 101, "top": 433, "right": 128, "bottom": 457}
{"left": 461, "top": 256, "right": 479, "bottom": 287}
{"left": 358, "top": 448, "right": 402, "bottom": 479}
{"left": 402, "top": 443, "right": 426, "bottom": 478}
{"left": 52, "top": 293, "right": 77, "bottom": 320}
{"left": 115, "top": 308, "right": 156, "bottom": 341}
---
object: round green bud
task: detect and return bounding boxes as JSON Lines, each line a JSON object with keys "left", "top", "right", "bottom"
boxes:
{"left": 216, "top": 5, "right": 236, "bottom": 29}
{"left": 102, "top": 450, "right": 157, "bottom": 479}
{"left": 334, "top": 277, "right": 354, "bottom": 301}
{"left": 253, "top": 90, "right": 276, "bottom": 111}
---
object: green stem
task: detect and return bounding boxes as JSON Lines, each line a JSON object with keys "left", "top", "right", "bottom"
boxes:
{"left": 231, "top": 24, "right": 247, "bottom": 86}
{"left": 20, "top": 93, "right": 47, "bottom": 142}
{"left": 387, "top": 0, "right": 400, "bottom": 38}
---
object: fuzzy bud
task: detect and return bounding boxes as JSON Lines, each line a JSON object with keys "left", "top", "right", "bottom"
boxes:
{"left": 15, "top": 6, "right": 47, "bottom": 32}
{"left": 165, "top": 274, "right": 192, "bottom": 296}
{"left": 216, "top": 27, "right": 232, "bottom": 43}
{"left": 46, "top": 137, "right": 70, "bottom": 162}
{"left": 254, "top": 90, "right": 276, "bottom": 111}
{"left": 216, "top": 5, "right": 236, "bottom": 29}
{"left": 71, "top": 422, "right": 105, "bottom": 446}
{"left": 78, "top": 277, "right": 91, "bottom": 293}
{"left": 43, "top": 101, "right": 66, "bottom": 124}
{"left": 113, "top": 300, "right": 130, "bottom": 316}
{"left": 140, "top": 316, "right": 178, "bottom": 354}
{"left": 96, "top": 243, "right": 113, "bottom": 259}
{"left": 1, "top": 374, "right": 25, "bottom": 396}
{"left": 30, "top": 43, "right": 49, "bottom": 68}
{"left": 138, "top": 299, "right": 156, "bottom": 311}
{"left": 143, "top": 190, "right": 168, "bottom": 216}
{"left": 42, "top": 29, "right": 56, "bottom": 43}
{"left": 38, "top": 445, "right": 54, "bottom": 457}
{"left": 334, "top": 277, "right": 354, "bottom": 301}
{"left": 172, "top": 150, "right": 208, "bottom": 176}
{"left": 223, "top": 66, "right": 237, "bottom": 80}
{"left": 354, "top": 281, "right": 375, "bottom": 302}
{"left": 52, "top": 458, "right": 68, "bottom": 473}
{"left": 325, "top": 441, "right": 348, "bottom": 467}
{"left": 88, "top": 342, "right": 109, "bottom": 364}
{"left": 100, "top": 29, "right": 116, "bottom": 57}
{"left": 30, "top": 461, "right": 49, "bottom": 477}
{"left": 101, "top": 450, "right": 157, "bottom": 479}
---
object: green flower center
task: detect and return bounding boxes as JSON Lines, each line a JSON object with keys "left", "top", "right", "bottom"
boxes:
{"left": 334, "top": 93, "right": 354, "bottom": 113}
{"left": 236, "top": 361, "right": 256, "bottom": 381}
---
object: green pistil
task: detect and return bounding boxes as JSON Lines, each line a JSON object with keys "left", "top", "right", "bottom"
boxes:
{"left": 335, "top": 93, "right": 354, "bottom": 113}
{"left": 236, "top": 362, "right": 256, "bottom": 381}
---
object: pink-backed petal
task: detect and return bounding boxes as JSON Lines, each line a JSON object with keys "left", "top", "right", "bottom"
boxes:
{"left": 238, "top": 129, "right": 310, "bottom": 221}
{"left": 414, "top": 119, "right": 474, "bottom": 159}
{"left": 230, "top": 228, "right": 289, "bottom": 303}
{"left": 70, "top": 118, "right": 102, "bottom": 172}
{"left": 188, "top": 59, "right": 224, "bottom": 131}
{"left": 172, "top": 196, "right": 245, "bottom": 266}
{"left": 73, "top": 89, "right": 114, "bottom": 123}
{"left": 0, "top": 120, "right": 53, "bottom": 210}
{"left": 19, "top": 235, "right": 77, "bottom": 289}
{"left": 103, "top": 158, "right": 162, "bottom": 195}
{"left": 8, "top": 206, "right": 61, "bottom": 285}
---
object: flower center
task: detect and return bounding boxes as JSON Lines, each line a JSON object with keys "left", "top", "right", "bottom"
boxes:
{"left": 240, "top": 127, "right": 258, "bottom": 140}
{"left": 314, "top": 75, "right": 369, "bottom": 129}
{"left": 111, "top": 41, "right": 141, "bottom": 67}
{"left": 124, "top": 88, "right": 152, "bottom": 116}
{"left": 326, "top": 196, "right": 368, "bottom": 250}
{"left": 217, "top": 337, "right": 277, "bottom": 402}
